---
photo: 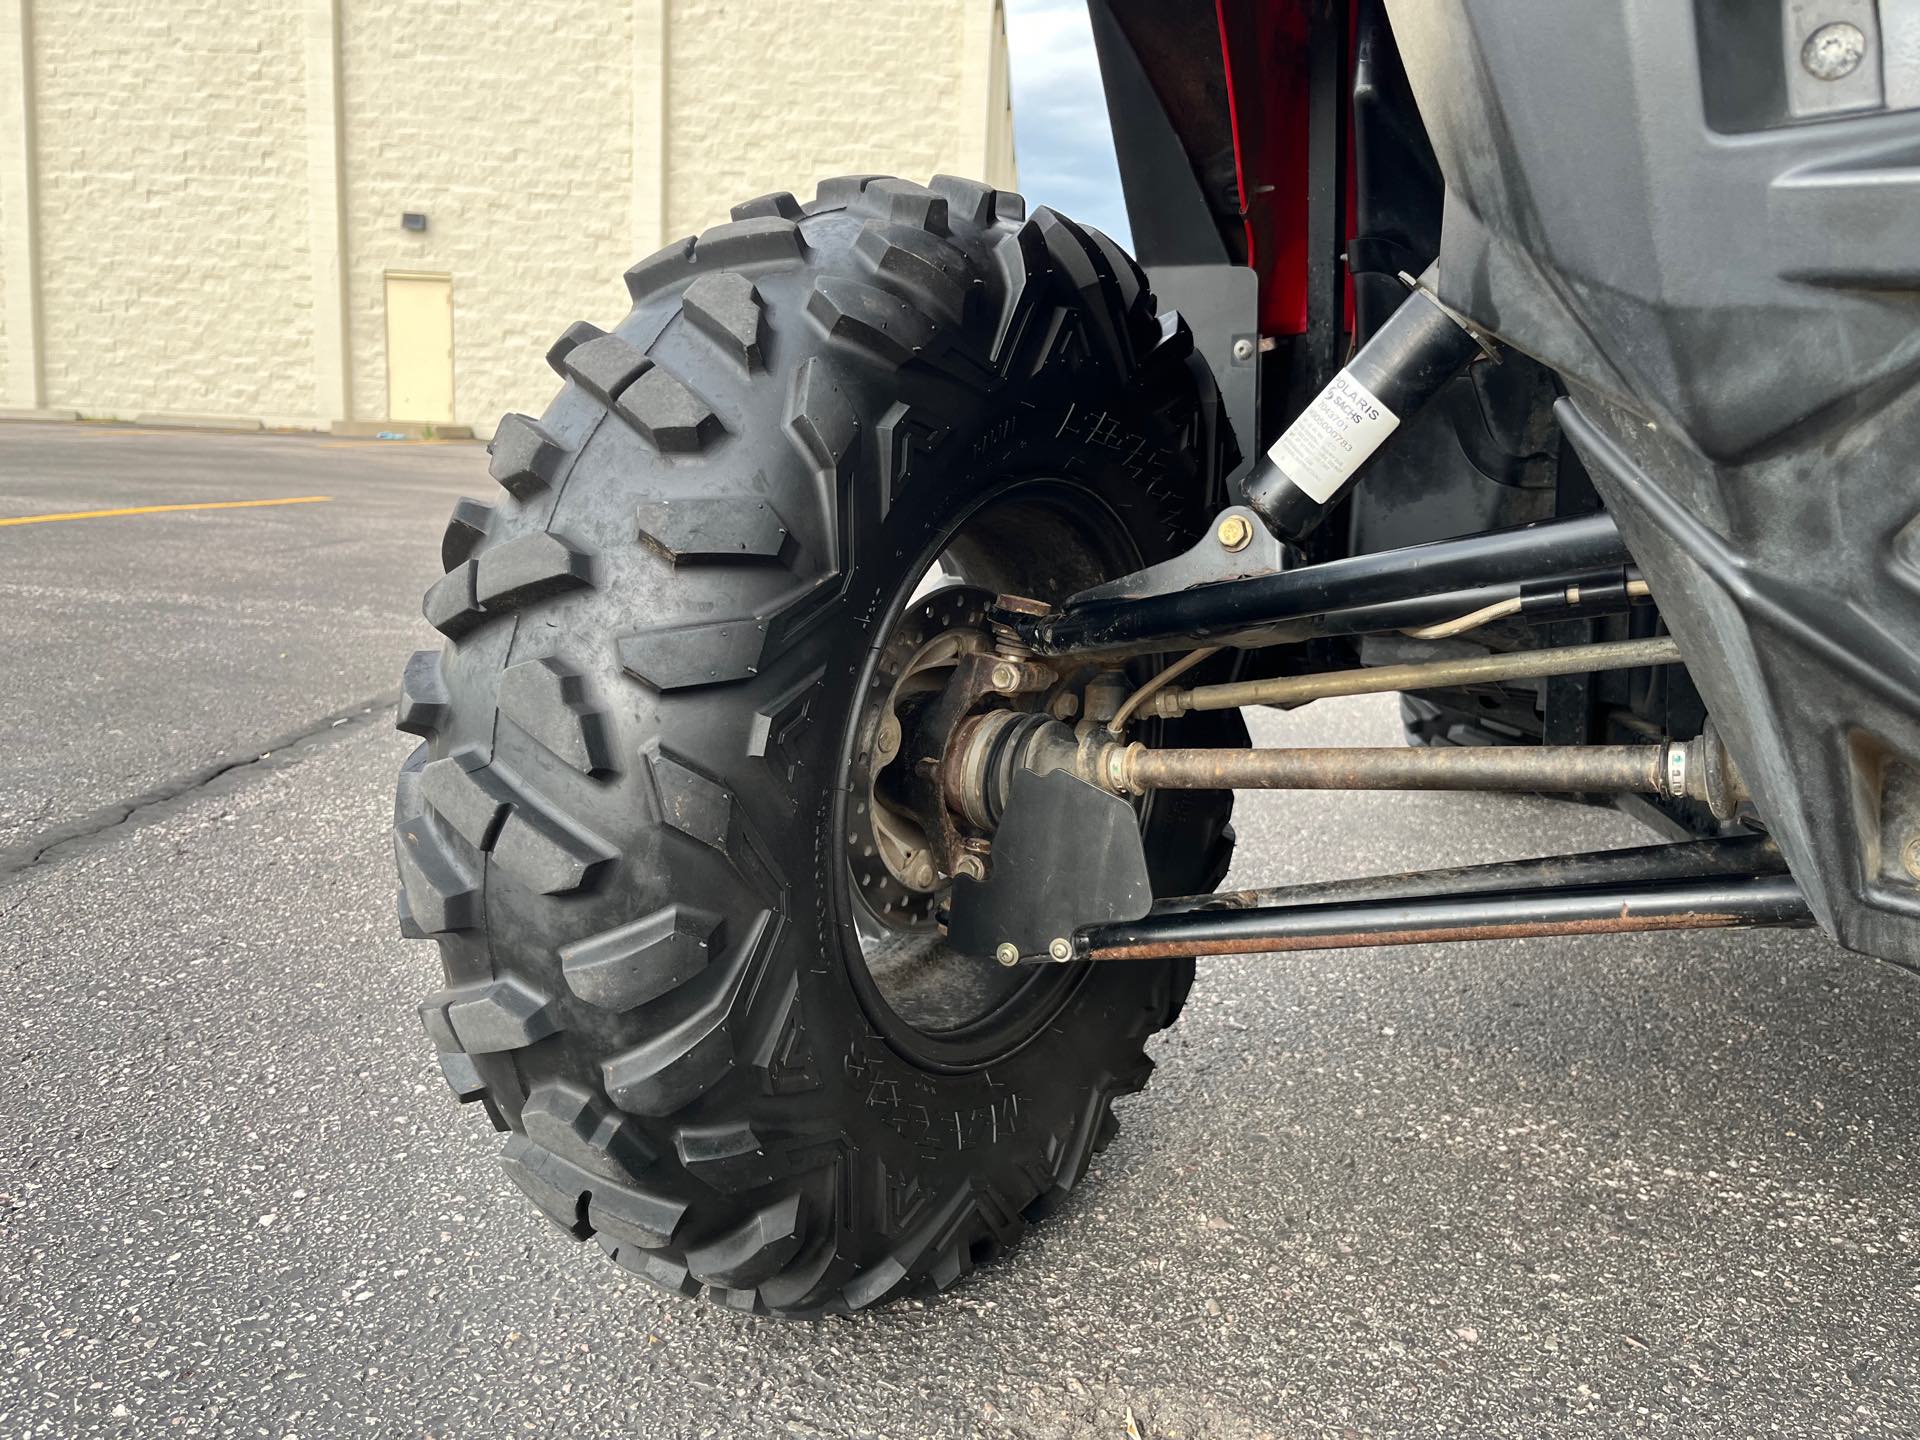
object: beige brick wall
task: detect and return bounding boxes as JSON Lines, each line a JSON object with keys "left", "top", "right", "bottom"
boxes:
{"left": 0, "top": 0, "right": 1012, "bottom": 433}
{"left": 29, "top": 0, "right": 315, "bottom": 423}
{"left": 0, "top": 172, "right": 8, "bottom": 365}
{"left": 4, "top": 0, "right": 40, "bottom": 410}
{"left": 662, "top": 0, "right": 999, "bottom": 239}
{"left": 339, "top": 0, "right": 635, "bottom": 434}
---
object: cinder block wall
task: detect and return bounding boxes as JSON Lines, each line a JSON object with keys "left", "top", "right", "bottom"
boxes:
{"left": 662, "top": 0, "right": 972, "bottom": 240}
{"left": 0, "top": 0, "right": 1015, "bottom": 437}
{"left": 338, "top": 0, "right": 637, "bottom": 435}
{"left": 30, "top": 1, "right": 317, "bottom": 427}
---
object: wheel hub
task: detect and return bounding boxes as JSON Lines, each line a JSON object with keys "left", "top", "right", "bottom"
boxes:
{"left": 845, "top": 586, "right": 997, "bottom": 930}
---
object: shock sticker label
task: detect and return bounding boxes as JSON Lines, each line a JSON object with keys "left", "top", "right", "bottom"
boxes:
{"left": 1265, "top": 371, "right": 1401, "bottom": 504}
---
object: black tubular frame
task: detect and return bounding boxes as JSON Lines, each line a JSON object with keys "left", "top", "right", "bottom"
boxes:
{"left": 1073, "top": 837, "right": 1811, "bottom": 961}
{"left": 1147, "top": 834, "right": 1786, "bottom": 914}
{"left": 1004, "top": 511, "right": 1631, "bottom": 657}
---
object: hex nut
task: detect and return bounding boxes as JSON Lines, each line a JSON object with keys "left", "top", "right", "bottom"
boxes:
{"left": 956, "top": 855, "right": 987, "bottom": 882}
{"left": 991, "top": 661, "right": 1019, "bottom": 691}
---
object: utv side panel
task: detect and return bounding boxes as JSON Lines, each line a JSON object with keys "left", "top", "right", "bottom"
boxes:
{"left": 1382, "top": 1, "right": 1920, "bottom": 963}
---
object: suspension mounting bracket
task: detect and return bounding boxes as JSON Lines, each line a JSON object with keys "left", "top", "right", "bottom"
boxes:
{"left": 946, "top": 766, "right": 1153, "bottom": 961}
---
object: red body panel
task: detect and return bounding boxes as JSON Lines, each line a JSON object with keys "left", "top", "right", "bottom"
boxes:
{"left": 1214, "top": 0, "right": 1354, "bottom": 340}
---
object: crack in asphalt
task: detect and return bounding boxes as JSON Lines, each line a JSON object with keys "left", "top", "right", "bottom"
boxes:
{"left": 0, "top": 691, "right": 399, "bottom": 880}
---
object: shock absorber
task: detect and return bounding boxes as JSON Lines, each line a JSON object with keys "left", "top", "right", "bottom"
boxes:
{"left": 1242, "top": 264, "right": 1493, "bottom": 544}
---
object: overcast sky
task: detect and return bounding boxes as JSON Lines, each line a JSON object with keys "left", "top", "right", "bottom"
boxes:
{"left": 1004, "top": 0, "right": 1132, "bottom": 249}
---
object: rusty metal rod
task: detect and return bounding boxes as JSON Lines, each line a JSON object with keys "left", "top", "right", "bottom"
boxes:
{"left": 1117, "top": 742, "right": 1673, "bottom": 795}
{"left": 1074, "top": 873, "right": 1812, "bottom": 961}
{"left": 992, "top": 725, "right": 1745, "bottom": 816}
{"left": 1150, "top": 634, "right": 1683, "bottom": 717}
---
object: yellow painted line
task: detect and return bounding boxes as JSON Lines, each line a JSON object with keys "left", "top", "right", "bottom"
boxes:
{"left": 0, "top": 495, "right": 332, "bottom": 528}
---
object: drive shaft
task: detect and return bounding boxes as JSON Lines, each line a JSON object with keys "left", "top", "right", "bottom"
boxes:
{"left": 949, "top": 716, "right": 1748, "bottom": 821}
{"left": 1120, "top": 742, "right": 1671, "bottom": 795}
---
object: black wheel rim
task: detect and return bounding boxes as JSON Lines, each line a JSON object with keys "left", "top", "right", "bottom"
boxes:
{"left": 833, "top": 475, "right": 1155, "bottom": 1072}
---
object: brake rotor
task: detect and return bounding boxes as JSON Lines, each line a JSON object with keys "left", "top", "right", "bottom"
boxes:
{"left": 846, "top": 585, "right": 995, "bottom": 931}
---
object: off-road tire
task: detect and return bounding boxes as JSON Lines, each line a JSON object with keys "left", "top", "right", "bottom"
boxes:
{"left": 393, "top": 175, "right": 1245, "bottom": 1316}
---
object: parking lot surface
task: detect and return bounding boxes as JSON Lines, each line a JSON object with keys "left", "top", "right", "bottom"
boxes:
{"left": 2, "top": 423, "right": 1916, "bottom": 1437}
{"left": 0, "top": 424, "right": 473, "bottom": 858}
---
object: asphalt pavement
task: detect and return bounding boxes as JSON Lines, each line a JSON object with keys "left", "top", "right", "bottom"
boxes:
{"left": 2, "top": 422, "right": 1917, "bottom": 1438}
{"left": 0, "top": 423, "right": 474, "bottom": 858}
